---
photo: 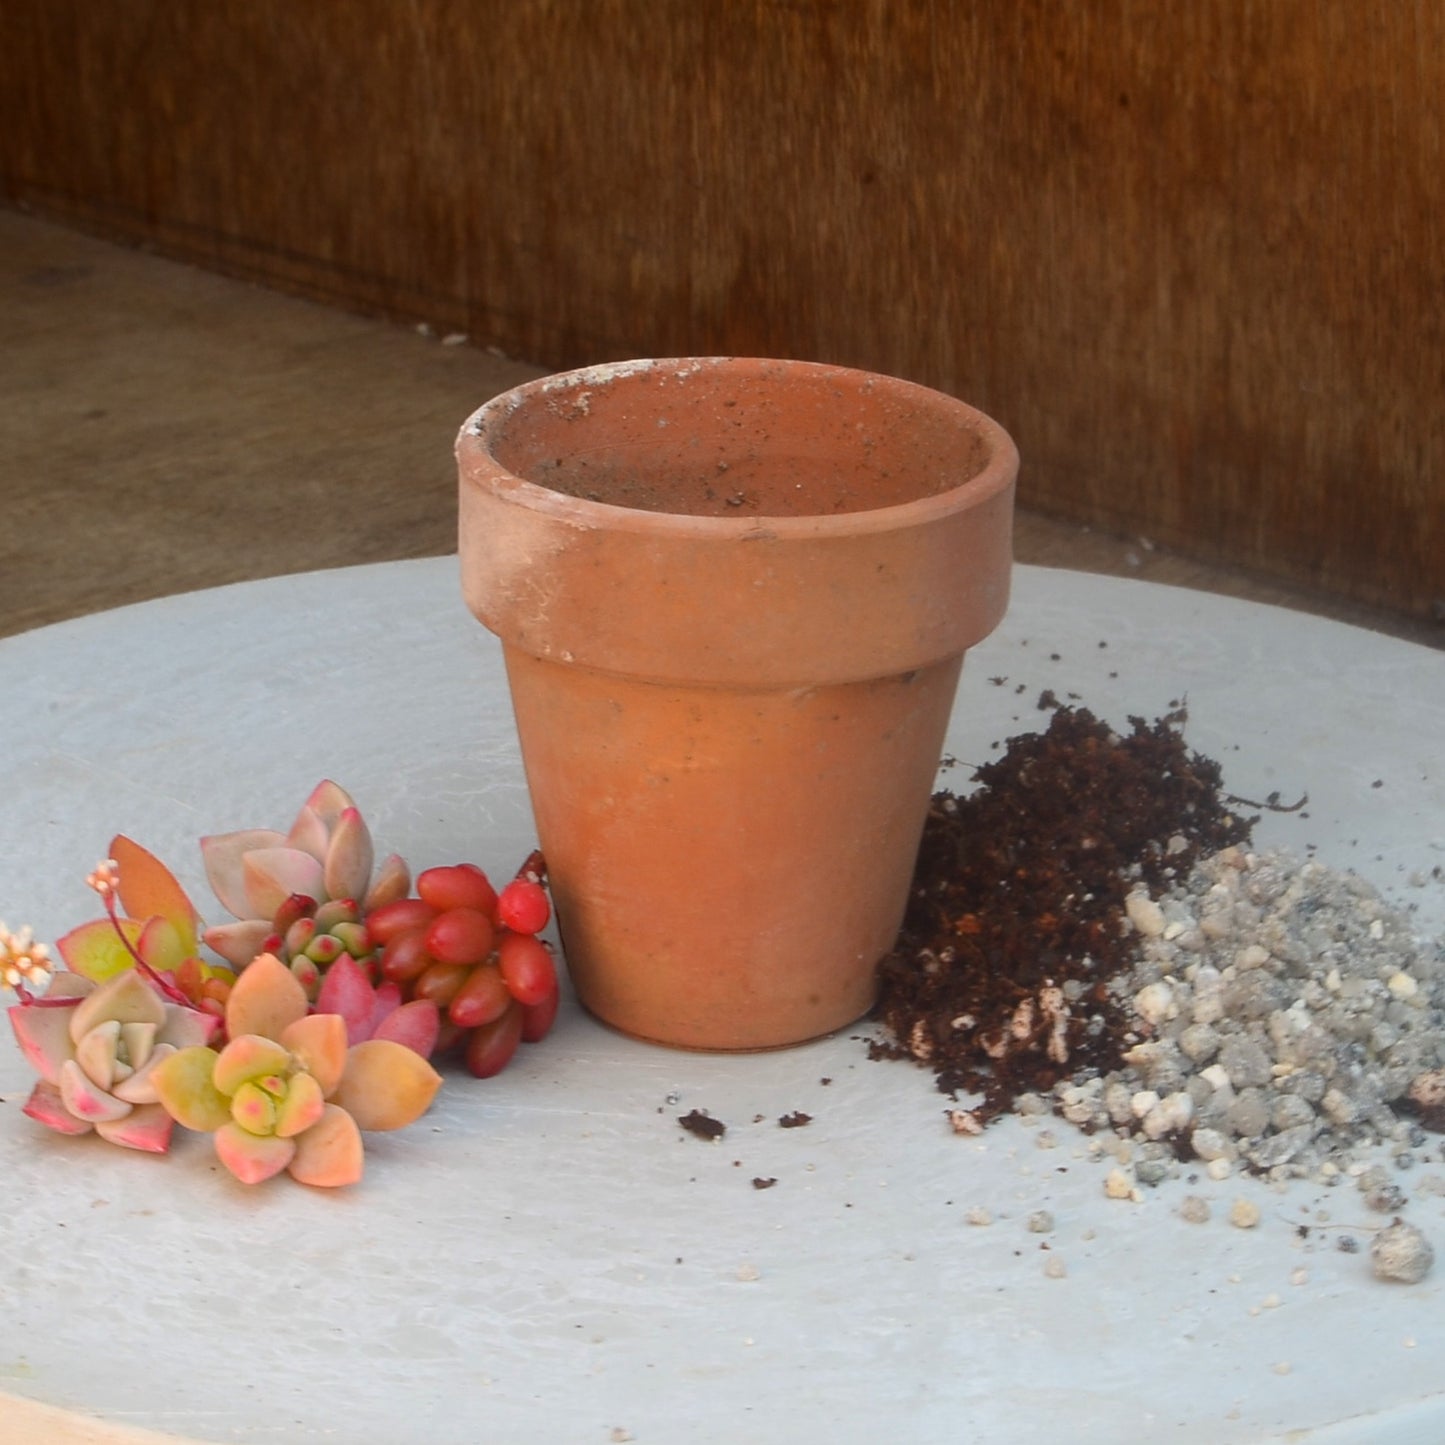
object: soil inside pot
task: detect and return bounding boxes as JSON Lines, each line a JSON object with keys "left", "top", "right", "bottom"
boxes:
{"left": 485, "top": 362, "right": 993, "bottom": 517}
{"left": 515, "top": 443, "right": 990, "bottom": 518}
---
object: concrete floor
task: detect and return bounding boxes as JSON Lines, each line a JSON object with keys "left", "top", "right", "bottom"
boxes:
{"left": 3, "top": 206, "right": 1438, "bottom": 648}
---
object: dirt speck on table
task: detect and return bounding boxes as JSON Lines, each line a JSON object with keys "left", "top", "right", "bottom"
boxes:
{"left": 678, "top": 1109, "right": 726, "bottom": 1141}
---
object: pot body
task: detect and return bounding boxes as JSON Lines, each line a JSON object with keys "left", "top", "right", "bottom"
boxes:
{"left": 458, "top": 357, "right": 1016, "bottom": 1050}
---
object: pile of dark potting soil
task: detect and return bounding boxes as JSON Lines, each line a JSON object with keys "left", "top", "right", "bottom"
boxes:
{"left": 871, "top": 704, "right": 1253, "bottom": 1126}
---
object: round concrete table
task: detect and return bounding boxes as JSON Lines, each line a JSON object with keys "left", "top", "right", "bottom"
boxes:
{"left": 1, "top": 560, "right": 1442, "bottom": 1445}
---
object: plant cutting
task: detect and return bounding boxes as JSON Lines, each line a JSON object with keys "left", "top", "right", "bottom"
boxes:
{"left": 198, "top": 777, "right": 410, "bottom": 983}
{"left": 4, "top": 780, "right": 562, "bottom": 1186}
{"left": 7, "top": 968, "right": 220, "bottom": 1152}
{"left": 150, "top": 952, "right": 441, "bottom": 1187}
{"left": 458, "top": 357, "right": 1017, "bottom": 1050}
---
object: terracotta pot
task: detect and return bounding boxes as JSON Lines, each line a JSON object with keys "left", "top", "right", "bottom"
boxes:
{"left": 457, "top": 357, "right": 1016, "bottom": 1050}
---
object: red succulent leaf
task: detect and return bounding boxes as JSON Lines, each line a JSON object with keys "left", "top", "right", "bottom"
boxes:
{"left": 370, "top": 998, "right": 440, "bottom": 1058}
{"left": 368, "top": 979, "right": 403, "bottom": 1036}
{"left": 313, "top": 954, "right": 377, "bottom": 1045}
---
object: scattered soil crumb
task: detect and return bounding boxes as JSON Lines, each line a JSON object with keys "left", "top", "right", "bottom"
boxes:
{"left": 1043, "top": 1256, "right": 1067, "bottom": 1279}
{"left": 752, "top": 1177, "right": 778, "bottom": 1190}
{"left": 778, "top": 1111, "right": 812, "bottom": 1128}
{"left": 678, "top": 1109, "right": 726, "bottom": 1141}
{"left": 964, "top": 1206, "right": 993, "bottom": 1226}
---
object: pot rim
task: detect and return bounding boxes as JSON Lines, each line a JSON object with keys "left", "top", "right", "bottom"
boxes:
{"left": 457, "top": 356, "right": 1018, "bottom": 539}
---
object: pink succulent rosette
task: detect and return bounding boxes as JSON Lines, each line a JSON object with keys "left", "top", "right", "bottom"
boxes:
{"left": 150, "top": 953, "right": 442, "bottom": 1187}
{"left": 200, "top": 779, "right": 409, "bottom": 973}
{"left": 8, "top": 971, "right": 221, "bottom": 1152}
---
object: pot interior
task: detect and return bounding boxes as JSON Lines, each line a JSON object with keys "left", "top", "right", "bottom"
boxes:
{"left": 486, "top": 359, "right": 994, "bottom": 519}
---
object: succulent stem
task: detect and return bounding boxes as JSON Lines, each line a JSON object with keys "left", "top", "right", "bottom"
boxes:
{"left": 11, "top": 980, "right": 82, "bottom": 1009}
{"left": 101, "top": 892, "right": 192, "bottom": 1008}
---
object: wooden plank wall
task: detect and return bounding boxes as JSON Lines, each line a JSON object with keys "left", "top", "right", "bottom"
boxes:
{"left": 2, "top": 1, "right": 1440, "bottom": 621}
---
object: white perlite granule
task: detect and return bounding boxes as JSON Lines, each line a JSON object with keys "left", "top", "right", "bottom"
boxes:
{"left": 1371, "top": 1220, "right": 1434, "bottom": 1284}
{"left": 1053, "top": 845, "right": 1445, "bottom": 1196}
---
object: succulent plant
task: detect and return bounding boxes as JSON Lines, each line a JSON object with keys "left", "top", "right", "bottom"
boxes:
{"left": 151, "top": 953, "right": 441, "bottom": 1187}
{"left": 313, "top": 953, "right": 441, "bottom": 1056}
{"left": 261, "top": 894, "right": 379, "bottom": 999}
{"left": 56, "top": 839, "right": 233, "bottom": 1016}
{"left": 0, "top": 920, "right": 52, "bottom": 994}
{"left": 8, "top": 970, "right": 221, "bottom": 1152}
{"left": 200, "top": 781, "right": 409, "bottom": 983}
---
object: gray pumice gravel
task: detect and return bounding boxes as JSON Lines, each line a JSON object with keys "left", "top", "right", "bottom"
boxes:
{"left": 1054, "top": 843, "right": 1444, "bottom": 1198}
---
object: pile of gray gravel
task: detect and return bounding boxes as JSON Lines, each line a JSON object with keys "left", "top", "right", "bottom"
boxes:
{"left": 1050, "top": 844, "right": 1445, "bottom": 1196}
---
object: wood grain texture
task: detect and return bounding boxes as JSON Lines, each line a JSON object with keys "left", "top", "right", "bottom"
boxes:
{"left": 2, "top": 1, "right": 1440, "bottom": 618}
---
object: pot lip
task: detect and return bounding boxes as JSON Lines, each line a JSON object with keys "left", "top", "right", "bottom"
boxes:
{"left": 457, "top": 356, "right": 1018, "bottom": 540}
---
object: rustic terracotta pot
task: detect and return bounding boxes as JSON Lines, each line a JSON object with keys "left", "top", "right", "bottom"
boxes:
{"left": 457, "top": 358, "right": 1016, "bottom": 1050}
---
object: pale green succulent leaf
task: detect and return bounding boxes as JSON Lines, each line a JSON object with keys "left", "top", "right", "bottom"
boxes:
{"left": 150, "top": 1046, "right": 230, "bottom": 1131}
{"left": 58, "top": 1057, "right": 131, "bottom": 1124}
{"left": 55, "top": 917, "right": 146, "bottom": 984}
{"left": 68, "top": 971, "right": 166, "bottom": 1045}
